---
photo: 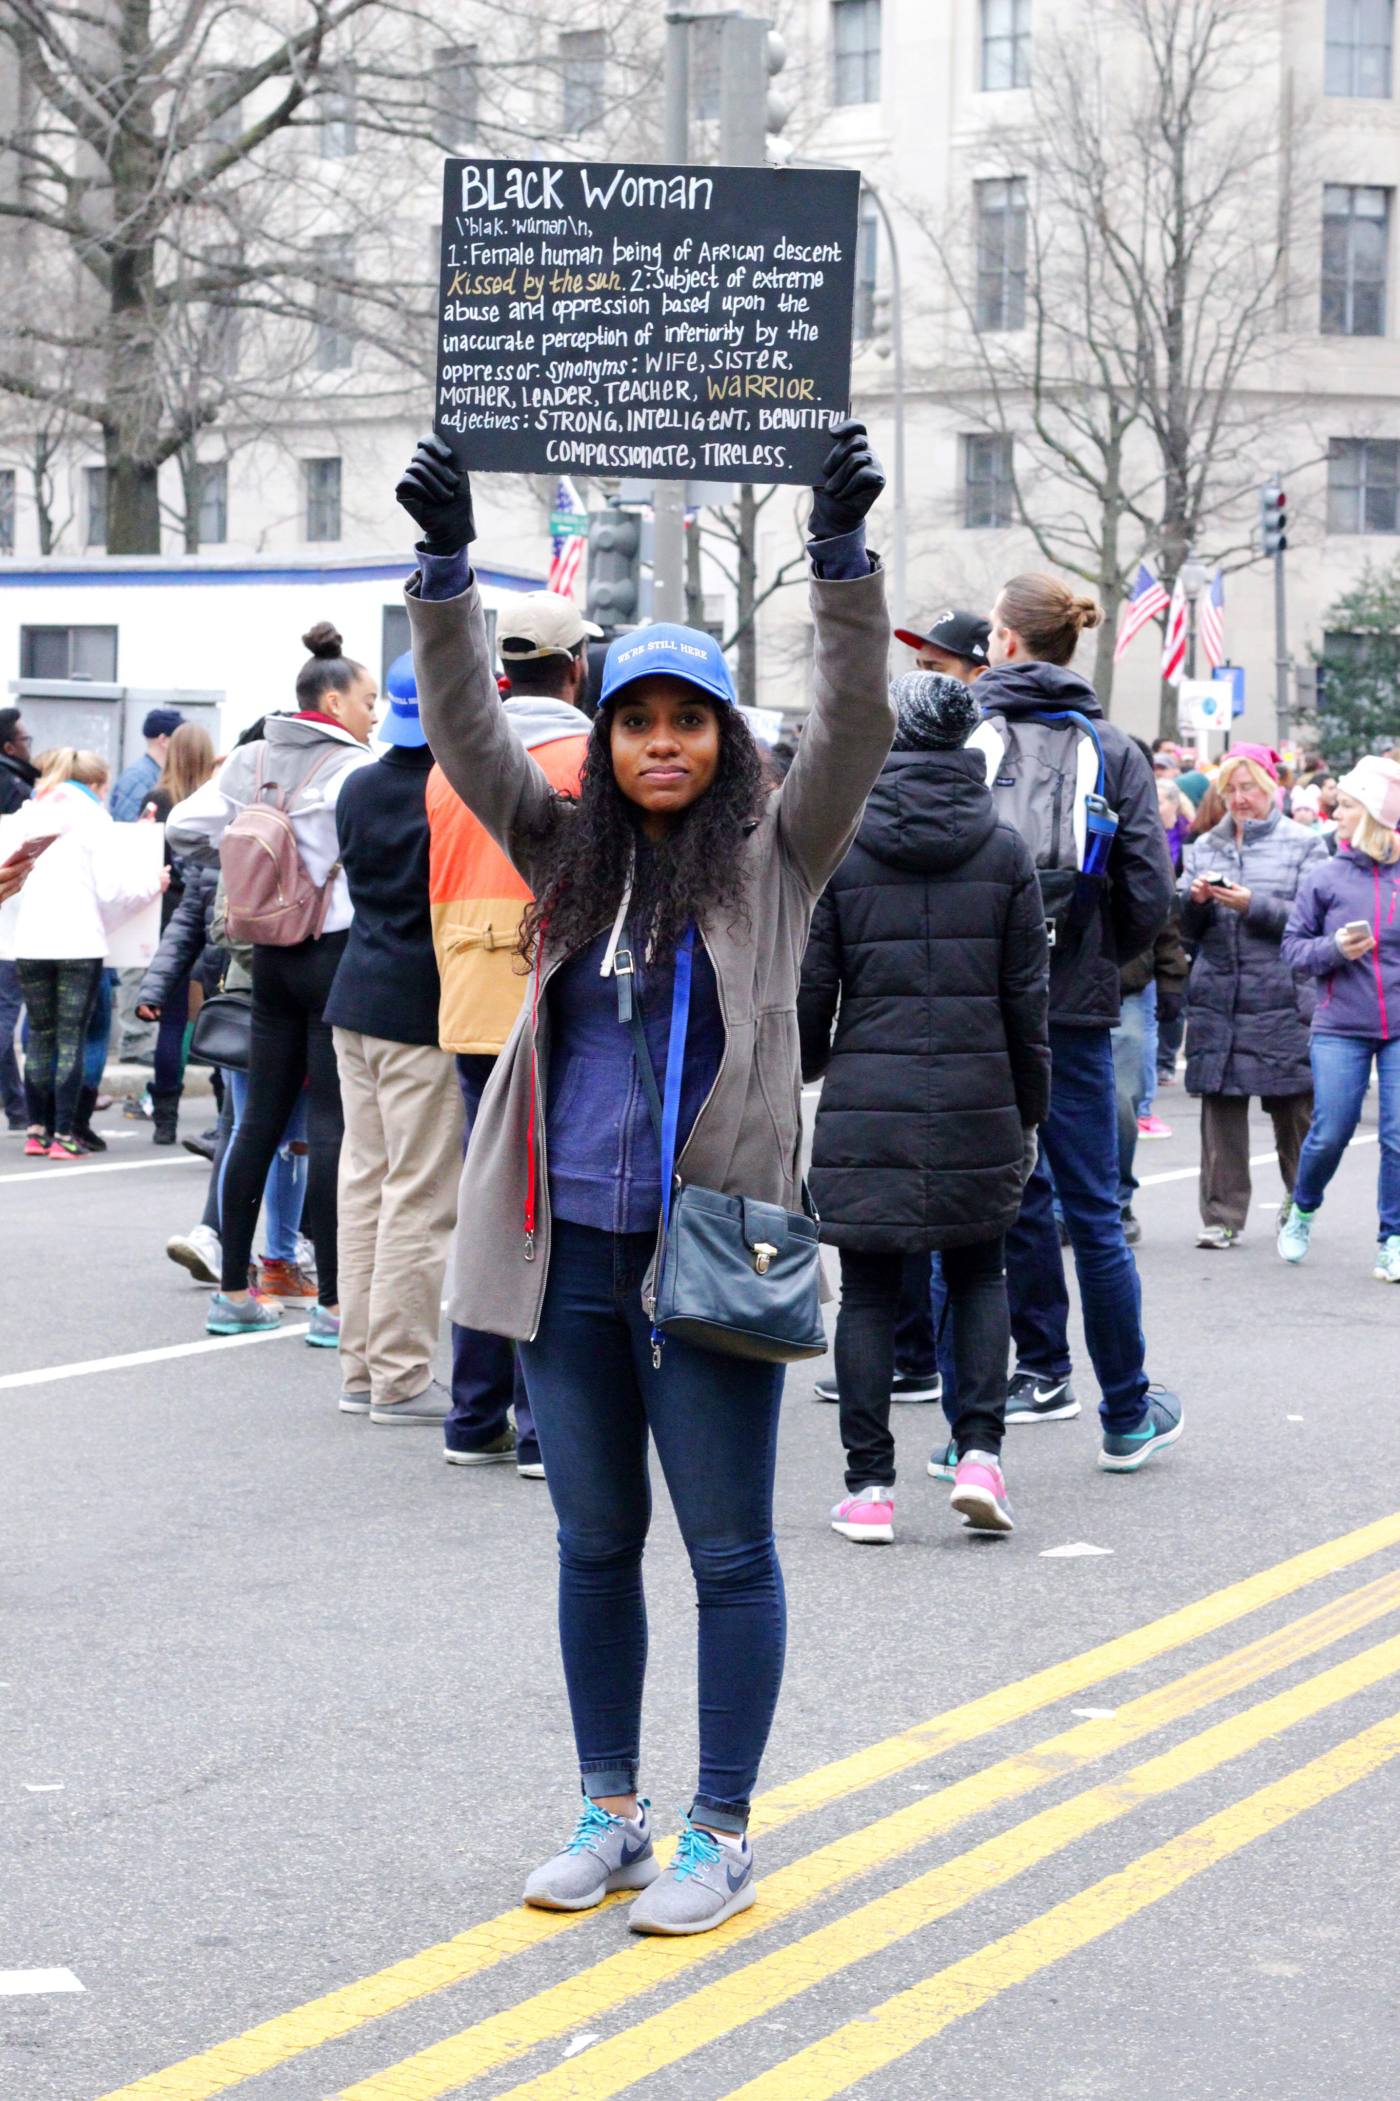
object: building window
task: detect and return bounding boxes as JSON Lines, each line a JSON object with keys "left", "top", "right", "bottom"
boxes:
{"left": 832, "top": 0, "right": 881, "bottom": 106}
{"left": 305, "top": 457, "right": 342, "bottom": 541}
{"left": 0, "top": 468, "right": 13, "bottom": 554}
{"left": 84, "top": 465, "right": 107, "bottom": 549}
{"left": 434, "top": 44, "right": 479, "bottom": 139}
{"left": 560, "top": 30, "right": 606, "bottom": 134}
{"left": 975, "top": 176, "right": 1028, "bottom": 331}
{"left": 963, "top": 434, "right": 1015, "bottom": 528}
{"left": 382, "top": 603, "right": 410, "bottom": 688}
{"left": 1326, "top": 0, "right": 1393, "bottom": 97}
{"left": 853, "top": 193, "right": 879, "bottom": 339}
{"left": 1328, "top": 437, "right": 1400, "bottom": 532}
{"left": 1321, "top": 184, "right": 1390, "bottom": 334}
{"left": 197, "top": 461, "right": 228, "bottom": 545}
{"left": 20, "top": 625, "right": 118, "bottom": 680}
{"left": 319, "top": 66, "right": 356, "bottom": 158}
{"left": 313, "top": 235, "right": 353, "bottom": 371}
{"left": 981, "top": 0, "right": 1032, "bottom": 90}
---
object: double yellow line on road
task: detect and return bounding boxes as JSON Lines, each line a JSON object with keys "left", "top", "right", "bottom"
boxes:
{"left": 99, "top": 1512, "right": 1400, "bottom": 2101}
{"left": 336, "top": 1590, "right": 1400, "bottom": 2100}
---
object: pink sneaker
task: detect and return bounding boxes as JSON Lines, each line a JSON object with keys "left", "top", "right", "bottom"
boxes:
{"left": 831, "top": 1485, "right": 894, "bottom": 1543}
{"left": 950, "top": 1452, "right": 1014, "bottom": 1535}
{"left": 1137, "top": 1113, "right": 1172, "bottom": 1139}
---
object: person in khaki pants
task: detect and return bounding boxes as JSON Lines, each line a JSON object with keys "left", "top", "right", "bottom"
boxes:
{"left": 324, "top": 655, "right": 463, "bottom": 1422}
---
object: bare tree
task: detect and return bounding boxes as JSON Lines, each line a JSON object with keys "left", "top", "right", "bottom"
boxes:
{"left": 915, "top": 0, "right": 1305, "bottom": 725}
{"left": 0, "top": 0, "right": 662, "bottom": 553}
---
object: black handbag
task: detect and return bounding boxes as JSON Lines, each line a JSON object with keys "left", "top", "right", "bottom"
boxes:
{"left": 187, "top": 989, "right": 253, "bottom": 1072}
{"left": 620, "top": 925, "right": 827, "bottom": 1367}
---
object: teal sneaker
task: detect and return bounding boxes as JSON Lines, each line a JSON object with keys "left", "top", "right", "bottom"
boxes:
{"left": 1098, "top": 1387, "right": 1183, "bottom": 1473}
{"left": 926, "top": 1438, "right": 959, "bottom": 1482}
{"left": 306, "top": 1303, "right": 339, "bottom": 1348}
{"left": 1278, "top": 1206, "right": 1315, "bottom": 1264}
{"left": 1374, "top": 1236, "right": 1400, "bottom": 1283}
{"left": 206, "top": 1292, "right": 282, "bottom": 1336}
{"left": 628, "top": 1815, "right": 755, "bottom": 1936}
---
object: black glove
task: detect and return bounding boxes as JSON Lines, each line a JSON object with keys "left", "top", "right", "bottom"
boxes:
{"left": 395, "top": 433, "right": 477, "bottom": 556}
{"left": 808, "top": 417, "right": 885, "bottom": 541}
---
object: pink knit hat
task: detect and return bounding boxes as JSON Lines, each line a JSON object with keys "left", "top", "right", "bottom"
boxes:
{"left": 1338, "top": 755, "right": 1400, "bottom": 830}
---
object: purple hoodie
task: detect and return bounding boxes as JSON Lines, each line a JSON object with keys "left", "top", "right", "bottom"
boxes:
{"left": 1282, "top": 844, "right": 1400, "bottom": 1040}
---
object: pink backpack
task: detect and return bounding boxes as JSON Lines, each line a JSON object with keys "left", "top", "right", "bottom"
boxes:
{"left": 219, "top": 745, "right": 342, "bottom": 946}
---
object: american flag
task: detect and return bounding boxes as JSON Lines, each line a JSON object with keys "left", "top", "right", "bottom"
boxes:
{"left": 546, "top": 475, "right": 585, "bottom": 598}
{"left": 1198, "top": 568, "right": 1226, "bottom": 671}
{"left": 547, "top": 533, "right": 585, "bottom": 597}
{"left": 1160, "top": 576, "right": 1188, "bottom": 686}
{"left": 1114, "top": 562, "right": 1169, "bottom": 662}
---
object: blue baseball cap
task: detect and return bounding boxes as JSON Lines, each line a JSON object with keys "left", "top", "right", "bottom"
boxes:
{"left": 599, "top": 624, "right": 736, "bottom": 709}
{"left": 380, "top": 650, "right": 428, "bottom": 748}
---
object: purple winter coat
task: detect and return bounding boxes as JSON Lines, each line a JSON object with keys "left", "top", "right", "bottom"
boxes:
{"left": 1282, "top": 844, "right": 1400, "bottom": 1041}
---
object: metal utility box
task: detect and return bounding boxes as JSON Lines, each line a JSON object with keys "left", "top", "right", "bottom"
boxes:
{"left": 7, "top": 681, "right": 224, "bottom": 772}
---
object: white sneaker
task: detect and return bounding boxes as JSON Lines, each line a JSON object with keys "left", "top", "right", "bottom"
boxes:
{"left": 166, "top": 1222, "right": 221, "bottom": 1285}
{"left": 1374, "top": 1235, "right": 1400, "bottom": 1283}
{"left": 294, "top": 1233, "right": 317, "bottom": 1276}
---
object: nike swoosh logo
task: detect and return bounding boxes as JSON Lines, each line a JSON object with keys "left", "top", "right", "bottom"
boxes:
{"left": 725, "top": 1861, "right": 750, "bottom": 1892}
{"left": 1033, "top": 1384, "right": 1068, "bottom": 1403}
{"left": 619, "top": 1838, "right": 650, "bottom": 1867}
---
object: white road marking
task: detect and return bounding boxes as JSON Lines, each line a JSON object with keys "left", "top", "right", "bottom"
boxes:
{"left": 0, "top": 1969, "right": 84, "bottom": 1995}
{"left": 23, "top": 1783, "right": 64, "bottom": 1792}
{"left": 1040, "top": 1541, "right": 1113, "bottom": 1558}
{"left": 0, "top": 1155, "right": 202, "bottom": 1185}
{"left": 0, "top": 1321, "right": 311, "bottom": 1392}
{"left": 1071, "top": 1706, "right": 1118, "bottom": 1719}
{"left": 1137, "top": 1131, "right": 1377, "bottom": 1189}
{"left": 563, "top": 2035, "right": 601, "bottom": 2059}
{"left": 1287, "top": 1414, "right": 1305, "bottom": 1422}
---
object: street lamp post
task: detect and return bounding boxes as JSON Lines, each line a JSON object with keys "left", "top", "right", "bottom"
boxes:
{"left": 787, "top": 159, "right": 906, "bottom": 621}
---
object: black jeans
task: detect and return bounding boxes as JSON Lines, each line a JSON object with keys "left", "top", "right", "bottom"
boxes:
{"left": 219, "top": 933, "right": 347, "bottom": 1303}
{"left": 17, "top": 958, "right": 104, "bottom": 1135}
{"left": 835, "top": 1237, "right": 1009, "bottom": 1491}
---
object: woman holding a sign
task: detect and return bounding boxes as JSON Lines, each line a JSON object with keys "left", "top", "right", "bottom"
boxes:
{"left": 398, "top": 423, "right": 892, "bottom": 1936}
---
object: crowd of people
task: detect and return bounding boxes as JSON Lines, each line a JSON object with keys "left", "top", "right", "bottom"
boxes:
{"left": 2, "top": 424, "right": 1397, "bottom": 1940}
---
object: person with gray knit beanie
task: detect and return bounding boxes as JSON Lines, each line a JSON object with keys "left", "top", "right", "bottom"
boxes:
{"left": 799, "top": 657, "right": 1051, "bottom": 1545}
{"left": 889, "top": 672, "right": 980, "bottom": 753}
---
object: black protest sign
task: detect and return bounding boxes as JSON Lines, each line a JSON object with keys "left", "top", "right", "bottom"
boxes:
{"left": 434, "top": 159, "right": 861, "bottom": 485}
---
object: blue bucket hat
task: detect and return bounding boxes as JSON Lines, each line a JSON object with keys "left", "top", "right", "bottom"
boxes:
{"left": 599, "top": 624, "right": 736, "bottom": 709}
{"left": 380, "top": 650, "right": 428, "bottom": 748}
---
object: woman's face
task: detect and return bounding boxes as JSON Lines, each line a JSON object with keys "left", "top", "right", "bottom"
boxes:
{"left": 1222, "top": 766, "right": 1273, "bottom": 827}
{"left": 609, "top": 677, "right": 721, "bottom": 833}
{"left": 325, "top": 668, "right": 379, "bottom": 746}
{"left": 1334, "top": 791, "right": 1364, "bottom": 843}
{"left": 1156, "top": 779, "right": 1180, "bottom": 828}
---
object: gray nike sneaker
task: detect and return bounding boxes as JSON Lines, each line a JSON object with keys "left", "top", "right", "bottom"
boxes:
{"left": 523, "top": 1799, "right": 658, "bottom": 1912}
{"left": 628, "top": 1816, "right": 755, "bottom": 1936}
{"left": 370, "top": 1378, "right": 452, "bottom": 1426}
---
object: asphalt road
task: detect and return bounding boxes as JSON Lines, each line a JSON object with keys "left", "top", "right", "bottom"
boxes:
{"left": 3, "top": 1081, "right": 1399, "bottom": 2101}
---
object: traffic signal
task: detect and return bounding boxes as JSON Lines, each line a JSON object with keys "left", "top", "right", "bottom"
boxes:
{"left": 585, "top": 510, "right": 643, "bottom": 629}
{"left": 1260, "top": 483, "right": 1288, "bottom": 557}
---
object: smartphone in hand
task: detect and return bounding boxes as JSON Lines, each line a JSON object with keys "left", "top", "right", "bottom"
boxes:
{"left": 1, "top": 832, "right": 59, "bottom": 872}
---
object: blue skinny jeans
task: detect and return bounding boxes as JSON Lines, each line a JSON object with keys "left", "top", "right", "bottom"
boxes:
{"left": 1293, "top": 1033, "right": 1400, "bottom": 1241}
{"left": 518, "top": 1217, "right": 786, "bottom": 1833}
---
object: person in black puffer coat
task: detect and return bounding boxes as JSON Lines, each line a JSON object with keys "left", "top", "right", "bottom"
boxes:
{"left": 799, "top": 674, "right": 1050, "bottom": 1542}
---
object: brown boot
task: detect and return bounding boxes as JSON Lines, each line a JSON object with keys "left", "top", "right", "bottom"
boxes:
{"left": 256, "top": 1258, "right": 319, "bottom": 1303}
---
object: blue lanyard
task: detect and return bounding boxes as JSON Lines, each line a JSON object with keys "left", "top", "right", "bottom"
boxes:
{"left": 658, "top": 925, "right": 694, "bottom": 1238}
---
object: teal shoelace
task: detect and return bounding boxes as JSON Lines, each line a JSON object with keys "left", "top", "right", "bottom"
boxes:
{"left": 672, "top": 1821, "right": 722, "bottom": 1881}
{"left": 564, "top": 1800, "right": 619, "bottom": 1854}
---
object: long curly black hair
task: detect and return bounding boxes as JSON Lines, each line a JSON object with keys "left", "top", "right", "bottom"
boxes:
{"left": 518, "top": 698, "right": 767, "bottom": 967}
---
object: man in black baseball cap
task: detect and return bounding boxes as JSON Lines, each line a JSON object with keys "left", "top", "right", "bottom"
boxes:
{"left": 894, "top": 609, "right": 992, "bottom": 682}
